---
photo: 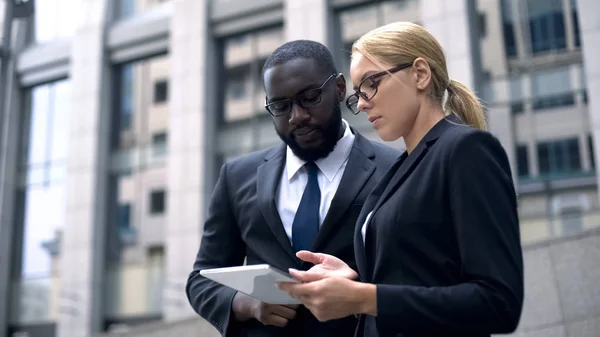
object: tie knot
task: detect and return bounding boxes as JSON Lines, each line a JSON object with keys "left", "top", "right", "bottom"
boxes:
{"left": 305, "top": 162, "right": 319, "bottom": 179}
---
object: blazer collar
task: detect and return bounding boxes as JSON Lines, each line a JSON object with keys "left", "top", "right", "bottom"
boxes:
{"left": 373, "top": 115, "right": 460, "bottom": 210}
{"left": 256, "top": 129, "right": 379, "bottom": 266}
{"left": 311, "top": 129, "right": 376, "bottom": 255}
{"left": 257, "top": 144, "right": 300, "bottom": 264}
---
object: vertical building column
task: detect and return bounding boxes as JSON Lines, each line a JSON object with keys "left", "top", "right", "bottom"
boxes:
{"left": 488, "top": 78, "right": 517, "bottom": 182}
{"left": 58, "top": 0, "right": 111, "bottom": 336}
{"left": 576, "top": 0, "right": 600, "bottom": 194}
{"left": 420, "top": 0, "right": 480, "bottom": 90}
{"left": 421, "top": 0, "right": 516, "bottom": 178}
{"left": 284, "top": 0, "right": 331, "bottom": 45}
{"left": 0, "top": 13, "right": 28, "bottom": 337}
{"left": 164, "top": 0, "right": 211, "bottom": 321}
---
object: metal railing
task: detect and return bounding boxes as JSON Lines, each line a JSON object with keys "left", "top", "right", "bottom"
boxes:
{"left": 520, "top": 209, "right": 600, "bottom": 245}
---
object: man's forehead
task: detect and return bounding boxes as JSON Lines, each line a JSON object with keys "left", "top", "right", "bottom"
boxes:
{"left": 265, "top": 58, "right": 322, "bottom": 82}
{"left": 264, "top": 59, "right": 324, "bottom": 98}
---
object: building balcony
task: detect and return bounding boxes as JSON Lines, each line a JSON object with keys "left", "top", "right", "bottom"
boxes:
{"left": 104, "top": 263, "right": 164, "bottom": 320}
{"left": 520, "top": 208, "right": 600, "bottom": 246}
{"left": 10, "top": 275, "right": 61, "bottom": 325}
{"left": 224, "top": 29, "right": 283, "bottom": 68}
{"left": 223, "top": 90, "right": 267, "bottom": 123}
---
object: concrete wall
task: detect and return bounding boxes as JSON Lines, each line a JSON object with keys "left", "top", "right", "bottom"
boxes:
{"left": 506, "top": 229, "right": 600, "bottom": 337}
{"left": 94, "top": 317, "right": 219, "bottom": 337}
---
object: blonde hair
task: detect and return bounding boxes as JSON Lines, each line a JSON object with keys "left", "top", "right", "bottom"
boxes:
{"left": 352, "top": 22, "right": 487, "bottom": 130}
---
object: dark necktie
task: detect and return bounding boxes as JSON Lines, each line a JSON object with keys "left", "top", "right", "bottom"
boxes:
{"left": 292, "top": 162, "right": 321, "bottom": 252}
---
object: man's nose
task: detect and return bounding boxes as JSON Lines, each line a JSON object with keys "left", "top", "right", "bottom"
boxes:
{"left": 289, "top": 102, "right": 310, "bottom": 124}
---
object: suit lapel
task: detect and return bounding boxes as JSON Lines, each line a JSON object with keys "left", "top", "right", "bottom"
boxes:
{"left": 311, "top": 134, "right": 376, "bottom": 253}
{"left": 366, "top": 116, "right": 461, "bottom": 280}
{"left": 257, "top": 146, "right": 299, "bottom": 264}
{"left": 370, "top": 116, "right": 459, "bottom": 214}
{"left": 371, "top": 143, "right": 428, "bottom": 215}
{"left": 354, "top": 155, "right": 404, "bottom": 281}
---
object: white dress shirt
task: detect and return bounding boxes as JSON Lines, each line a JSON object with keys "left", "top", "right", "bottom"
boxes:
{"left": 361, "top": 211, "right": 374, "bottom": 244}
{"left": 276, "top": 119, "right": 355, "bottom": 243}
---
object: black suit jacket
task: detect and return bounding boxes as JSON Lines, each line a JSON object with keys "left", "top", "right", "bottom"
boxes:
{"left": 353, "top": 116, "right": 524, "bottom": 337}
{"left": 186, "top": 129, "right": 399, "bottom": 337}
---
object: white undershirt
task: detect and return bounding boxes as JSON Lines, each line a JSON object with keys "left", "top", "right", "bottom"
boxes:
{"left": 276, "top": 119, "right": 355, "bottom": 243}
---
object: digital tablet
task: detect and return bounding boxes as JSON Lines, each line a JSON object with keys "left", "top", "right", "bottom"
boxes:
{"left": 199, "top": 264, "right": 301, "bottom": 305}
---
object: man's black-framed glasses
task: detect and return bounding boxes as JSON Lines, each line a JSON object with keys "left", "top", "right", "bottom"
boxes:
{"left": 345, "top": 63, "right": 413, "bottom": 115}
{"left": 265, "top": 73, "right": 338, "bottom": 117}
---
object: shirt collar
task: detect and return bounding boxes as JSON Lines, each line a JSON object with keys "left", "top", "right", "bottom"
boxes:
{"left": 286, "top": 119, "right": 355, "bottom": 182}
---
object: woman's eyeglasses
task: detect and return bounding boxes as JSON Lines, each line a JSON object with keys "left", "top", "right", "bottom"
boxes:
{"left": 345, "top": 63, "right": 413, "bottom": 115}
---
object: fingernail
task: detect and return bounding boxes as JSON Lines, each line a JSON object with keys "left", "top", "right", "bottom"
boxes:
{"left": 289, "top": 268, "right": 298, "bottom": 273}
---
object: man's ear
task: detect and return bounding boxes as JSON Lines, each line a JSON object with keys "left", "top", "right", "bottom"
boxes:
{"left": 336, "top": 73, "right": 346, "bottom": 102}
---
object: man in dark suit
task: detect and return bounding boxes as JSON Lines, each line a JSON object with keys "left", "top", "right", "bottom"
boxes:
{"left": 185, "top": 40, "right": 399, "bottom": 337}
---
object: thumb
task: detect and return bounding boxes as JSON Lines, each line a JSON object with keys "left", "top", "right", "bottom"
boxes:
{"left": 296, "top": 251, "right": 326, "bottom": 265}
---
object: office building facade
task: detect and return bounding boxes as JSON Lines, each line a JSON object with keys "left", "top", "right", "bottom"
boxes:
{"left": 1, "top": 0, "right": 599, "bottom": 336}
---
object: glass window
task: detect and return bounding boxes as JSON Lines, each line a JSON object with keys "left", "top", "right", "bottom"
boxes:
{"left": 119, "top": 64, "right": 134, "bottom": 132}
{"left": 12, "top": 79, "right": 71, "bottom": 325}
{"left": 21, "top": 80, "right": 71, "bottom": 184}
{"left": 500, "top": 0, "right": 517, "bottom": 57}
{"left": 149, "top": 190, "right": 166, "bottom": 214}
{"left": 579, "top": 63, "right": 587, "bottom": 103}
{"left": 532, "top": 66, "right": 574, "bottom": 110}
{"left": 227, "top": 77, "right": 247, "bottom": 100}
{"left": 221, "top": 28, "right": 282, "bottom": 123}
{"left": 117, "top": 0, "right": 136, "bottom": 20}
{"left": 105, "top": 56, "right": 169, "bottom": 324}
{"left": 151, "top": 132, "right": 167, "bottom": 157}
{"left": 516, "top": 145, "right": 529, "bottom": 177}
{"left": 527, "top": 0, "right": 566, "bottom": 54}
{"left": 509, "top": 75, "right": 524, "bottom": 114}
{"left": 113, "top": 55, "right": 169, "bottom": 151}
{"left": 537, "top": 138, "right": 581, "bottom": 177}
{"left": 571, "top": 0, "right": 581, "bottom": 47}
{"left": 115, "top": 0, "right": 171, "bottom": 21}
{"left": 27, "top": 86, "right": 51, "bottom": 165}
{"left": 153, "top": 80, "right": 168, "bottom": 104}
{"left": 588, "top": 135, "right": 595, "bottom": 169}
{"left": 117, "top": 203, "right": 132, "bottom": 230}
{"left": 34, "top": 0, "right": 81, "bottom": 43}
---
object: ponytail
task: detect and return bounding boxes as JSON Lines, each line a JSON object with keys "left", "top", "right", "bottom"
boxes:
{"left": 446, "top": 79, "right": 487, "bottom": 130}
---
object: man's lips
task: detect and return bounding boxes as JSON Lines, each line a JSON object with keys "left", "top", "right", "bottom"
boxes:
{"left": 293, "top": 127, "right": 317, "bottom": 136}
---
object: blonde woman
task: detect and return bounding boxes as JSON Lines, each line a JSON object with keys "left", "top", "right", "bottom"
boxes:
{"left": 279, "top": 22, "right": 524, "bottom": 337}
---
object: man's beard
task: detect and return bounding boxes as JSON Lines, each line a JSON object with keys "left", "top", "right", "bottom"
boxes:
{"left": 276, "top": 102, "right": 343, "bottom": 162}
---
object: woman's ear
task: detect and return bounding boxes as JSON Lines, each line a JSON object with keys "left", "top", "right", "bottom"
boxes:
{"left": 412, "top": 57, "right": 432, "bottom": 91}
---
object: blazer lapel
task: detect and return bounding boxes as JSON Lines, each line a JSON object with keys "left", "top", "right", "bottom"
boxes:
{"left": 354, "top": 155, "right": 404, "bottom": 281}
{"left": 311, "top": 133, "right": 376, "bottom": 253}
{"left": 370, "top": 117, "right": 457, "bottom": 214}
{"left": 371, "top": 143, "right": 428, "bottom": 214}
{"left": 257, "top": 145, "right": 299, "bottom": 264}
{"left": 354, "top": 196, "right": 374, "bottom": 281}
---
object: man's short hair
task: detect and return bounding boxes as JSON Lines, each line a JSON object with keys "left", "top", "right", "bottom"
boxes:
{"left": 262, "top": 40, "right": 338, "bottom": 77}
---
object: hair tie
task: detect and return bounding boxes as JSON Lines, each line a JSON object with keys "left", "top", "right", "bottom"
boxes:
{"left": 446, "top": 80, "right": 453, "bottom": 95}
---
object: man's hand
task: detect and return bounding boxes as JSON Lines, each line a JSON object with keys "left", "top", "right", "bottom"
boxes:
{"left": 289, "top": 251, "right": 359, "bottom": 282}
{"left": 232, "top": 292, "right": 299, "bottom": 327}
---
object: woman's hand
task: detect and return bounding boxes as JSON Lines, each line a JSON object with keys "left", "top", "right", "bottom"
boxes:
{"left": 278, "top": 277, "right": 377, "bottom": 322}
{"left": 289, "top": 251, "right": 359, "bottom": 282}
